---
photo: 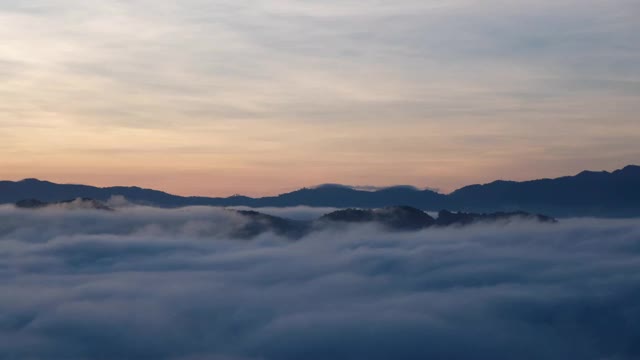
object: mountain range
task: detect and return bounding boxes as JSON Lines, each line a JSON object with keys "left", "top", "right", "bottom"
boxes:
{"left": 184, "top": 207, "right": 556, "bottom": 239}
{"left": 2, "top": 165, "right": 639, "bottom": 217}
{"left": 14, "top": 200, "right": 557, "bottom": 239}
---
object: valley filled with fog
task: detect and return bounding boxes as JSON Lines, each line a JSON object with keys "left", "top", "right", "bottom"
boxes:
{"left": 1, "top": 205, "right": 639, "bottom": 359}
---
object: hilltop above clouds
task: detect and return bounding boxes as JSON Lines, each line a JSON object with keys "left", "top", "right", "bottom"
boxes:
{"left": 13, "top": 199, "right": 557, "bottom": 239}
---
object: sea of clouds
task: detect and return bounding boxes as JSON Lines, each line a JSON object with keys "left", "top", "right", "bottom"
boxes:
{"left": 1, "top": 204, "right": 639, "bottom": 360}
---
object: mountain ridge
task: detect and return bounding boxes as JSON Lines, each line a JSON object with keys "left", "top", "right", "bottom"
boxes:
{"left": 13, "top": 200, "right": 556, "bottom": 239}
{"left": 2, "top": 165, "right": 639, "bottom": 217}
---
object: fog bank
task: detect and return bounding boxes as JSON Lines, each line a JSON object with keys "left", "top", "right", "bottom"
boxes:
{"left": 1, "top": 205, "right": 639, "bottom": 359}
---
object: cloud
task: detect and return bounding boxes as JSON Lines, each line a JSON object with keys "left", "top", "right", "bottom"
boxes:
{"left": 1, "top": 205, "right": 640, "bottom": 359}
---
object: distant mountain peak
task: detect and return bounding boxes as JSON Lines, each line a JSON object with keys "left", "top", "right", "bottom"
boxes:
{"left": 375, "top": 185, "right": 423, "bottom": 192}
{"left": 19, "top": 178, "right": 47, "bottom": 183}
{"left": 312, "top": 183, "right": 428, "bottom": 192}
{"left": 576, "top": 170, "right": 609, "bottom": 177}
{"left": 620, "top": 165, "right": 640, "bottom": 173}
{"left": 312, "top": 184, "right": 355, "bottom": 190}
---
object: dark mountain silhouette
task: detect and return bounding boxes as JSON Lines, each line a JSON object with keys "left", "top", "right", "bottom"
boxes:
{"left": 231, "top": 210, "right": 310, "bottom": 239}
{"left": 240, "top": 184, "right": 448, "bottom": 208}
{"left": 2, "top": 165, "right": 639, "bottom": 217}
{"left": 319, "top": 206, "right": 436, "bottom": 230}
{"left": 1, "top": 179, "right": 200, "bottom": 207}
{"left": 13, "top": 199, "right": 557, "bottom": 238}
{"left": 448, "top": 165, "right": 640, "bottom": 217}
{"left": 230, "top": 206, "right": 556, "bottom": 238}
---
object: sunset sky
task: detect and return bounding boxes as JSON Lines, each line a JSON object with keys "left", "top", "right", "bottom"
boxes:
{"left": 2, "top": 0, "right": 639, "bottom": 196}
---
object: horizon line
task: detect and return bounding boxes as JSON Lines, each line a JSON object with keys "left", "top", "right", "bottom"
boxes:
{"left": 4, "top": 164, "right": 638, "bottom": 199}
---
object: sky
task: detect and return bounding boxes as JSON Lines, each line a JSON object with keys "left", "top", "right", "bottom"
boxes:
{"left": 1, "top": 0, "right": 639, "bottom": 196}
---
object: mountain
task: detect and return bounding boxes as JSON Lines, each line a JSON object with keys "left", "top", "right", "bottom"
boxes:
{"left": 448, "top": 165, "right": 640, "bottom": 217}
{"left": 230, "top": 206, "right": 557, "bottom": 239}
{"left": 1, "top": 179, "right": 189, "bottom": 205}
{"left": 319, "top": 206, "right": 436, "bottom": 230}
{"left": 249, "top": 184, "right": 447, "bottom": 208}
{"left": 231, "top": 210, "right": 310, "bottom": 239}
{"left": 0, "top": 179, "right": 447, "bottom": 209}
{"left": 2, "top": 165, "right": 639, "bottom": 217}
{"left": 14, "top": 201, "right": 553, "bottom": 239}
